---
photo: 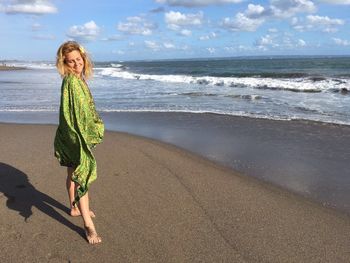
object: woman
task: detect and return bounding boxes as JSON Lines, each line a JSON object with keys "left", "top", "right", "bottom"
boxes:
{"left": 54, "top": 41, "right": 104, "bottom": 244}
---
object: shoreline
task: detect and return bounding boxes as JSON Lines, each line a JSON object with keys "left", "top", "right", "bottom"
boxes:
{"left": 0, "top": 111, "right": 350, "bottom": 216}
{"left": 0, "top": 65, "right": 26, "bottom": 71}
{"left": 0, "top": 109, "right": 349, "bottom": 127}
{"left": 1, "top": 123, "right": 350, "bottom": 262}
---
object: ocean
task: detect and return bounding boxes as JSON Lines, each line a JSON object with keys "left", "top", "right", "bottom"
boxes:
{"left": 1, "top": 56, "right": 350, "bottom": 125}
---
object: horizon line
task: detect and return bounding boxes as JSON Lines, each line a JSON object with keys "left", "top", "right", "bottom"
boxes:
{"left": 2, "top": 54, "right": 350, "bottom": 63}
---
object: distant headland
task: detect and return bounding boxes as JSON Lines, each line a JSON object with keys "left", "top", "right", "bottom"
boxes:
{"left": 0, "top": 63, "right": 26, "bottom": 70}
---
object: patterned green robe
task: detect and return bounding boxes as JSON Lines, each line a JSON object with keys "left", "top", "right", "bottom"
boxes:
{"left": 54, "top": 74, "right": 104, "bottom": 205}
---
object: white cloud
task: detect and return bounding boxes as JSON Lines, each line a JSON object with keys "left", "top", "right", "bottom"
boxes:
{"left": 256, "top": 34, "right": 277, "bottom": 47}
{"left": 199, "top": 32, "right": 217, "bottom": 40}
{"left": 291, "top": 17, "right": 311, "bottom": 31}
{"left": 224, "top": 45, "right": 254, "bottom": 53}
{"left": 292, "top": 15, "right": 344, "bottom": 33}
{"left": 268, "top": 28, "right": 278, "bottom": 33}
{"left": 144, "top": 40, "right": 186, "bottom": 51}
{"left": 155, "top": 0, "right": 242, "bottom": 7}
{"left": 164, "top": 42, "right": 176, "bottom": 49}
{"left": 206, "top": 47, "right": 216, "bottom": 53}
{"left": 67, "top": 21, "right": 101, "bottom": 42}
{"left": 117, "top": 16, "right": 157, "bottom": 36}
{"left": 180, "top": 29, "right": 192, "bottom": 36}
{"left": 145, "top": 40, "right": 161, "bottom": 50}
{"left": 0, "top": 0, "right": 57, "bottom": 15}
{"left": 167, "top": 23, "right": 180, "bottom": 31}
{"left": 220, "top": 3, "right": 268, "bottom": 32}
{"left": 333, "top": 38, "right": 350, "bottom": 46}
{"left": 221, "top": 13, "right": 265, "bottom": 32}
{"left": 270, "top": 0, "right": 316, "bottom": 18}
{"left": 165, "top": 11, "right": 204, "bottom": 27}
{"left": 255, "top": 33, "right": 307, "bottom": 50}
{"left": 221, "top": 0, "right": 318, "bottom": 32}
{"left": 165, "top": 11, "right": 203, "bottom": 36}
{"left": 307, "top": 15, "right": 344, "bottom": 26}
{"left": 245, "top": 4, "right": 265, "bottom": 17}
{"left": 297, "top": 39, "right": 306, "bottom": 47}
{"left": 112, "top": 50, "right": 125, "bottom": 55}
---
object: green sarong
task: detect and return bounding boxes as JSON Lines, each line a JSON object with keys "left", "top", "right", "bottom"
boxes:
{"left": 54, "top": 74, "right": 104, "bottom": 205}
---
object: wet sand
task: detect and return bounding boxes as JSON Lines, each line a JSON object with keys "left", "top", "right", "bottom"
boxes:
{"left": 101, "top": 112, "right": 350, "bottom": 215}
{"left": 1, "top": 123, "right": 350, "bottom": 262}
{"left": 1, "top": 111, "right": 350, "bottom": 215}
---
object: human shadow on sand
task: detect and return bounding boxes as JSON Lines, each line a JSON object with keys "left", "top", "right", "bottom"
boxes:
{"left": 0, "top": 162, "right": 83, "bottom": 236}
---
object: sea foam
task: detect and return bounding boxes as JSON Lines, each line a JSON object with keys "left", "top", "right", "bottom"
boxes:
{"left": 97, "top": 67, "right": 350, "bottom": 94}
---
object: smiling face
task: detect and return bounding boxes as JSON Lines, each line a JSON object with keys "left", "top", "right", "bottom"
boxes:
{"left": 56, "top": 41, "right": 93, "bottom": 79}
{"left": 64, "top": 50, "right": 84, "bottom": 77}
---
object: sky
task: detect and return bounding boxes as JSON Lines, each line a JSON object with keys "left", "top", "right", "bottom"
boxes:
{"left": 1, "top": 0, "right": 350, "bottom": 61}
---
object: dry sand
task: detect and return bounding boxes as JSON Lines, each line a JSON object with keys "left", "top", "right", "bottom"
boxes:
{"left": 1, "top": 123, "right": 350, "bottom": 262}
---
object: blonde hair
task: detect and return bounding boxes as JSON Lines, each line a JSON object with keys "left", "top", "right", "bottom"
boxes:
{"left": 56, "top": 41, "right": 93, "bottom": 79}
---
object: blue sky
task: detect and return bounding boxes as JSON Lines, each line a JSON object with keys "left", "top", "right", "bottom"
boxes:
{"left": 1, "top": 0, "right": 350, "bottom": 61}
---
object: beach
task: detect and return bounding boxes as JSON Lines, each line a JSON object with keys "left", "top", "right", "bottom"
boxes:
{"left": 1, "top": 57, "right": 350, "bottom": 262}
{"left": 1, "top": 122, "right": 350, "bottom": 262}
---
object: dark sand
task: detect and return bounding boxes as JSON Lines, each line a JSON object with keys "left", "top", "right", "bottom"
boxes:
{"left": 1, "top": 111, "right": 350, "bottom": 216}
{"left": 100, "top": 112, "right": 350, "bottom": 215}
{"left": 1, "top": 123, "right": 350, "bottom": 262}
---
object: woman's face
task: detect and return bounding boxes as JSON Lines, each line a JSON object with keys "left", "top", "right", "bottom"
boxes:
{"left": 65, "top": 50, "right": 84, "bottom": 76}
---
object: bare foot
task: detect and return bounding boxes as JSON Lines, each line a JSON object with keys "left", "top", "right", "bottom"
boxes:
{"left": 84, "top": 226, "right": 102, "bottom": 245}
{"left": 70, "top": 207, "right": 96, "bottom": 218}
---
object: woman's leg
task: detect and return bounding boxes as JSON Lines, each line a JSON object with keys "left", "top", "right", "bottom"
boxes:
{"left": 66, "top": 167, "right": 101, "bottom": 244}
{"left": 78, "top": 191, "right": 102, "bottom": 244}
{"left": 66, "top": 167, "right": 79, "bottom": 215}
{"left": 66, "top": 167, "right": 95, "bottom": 217}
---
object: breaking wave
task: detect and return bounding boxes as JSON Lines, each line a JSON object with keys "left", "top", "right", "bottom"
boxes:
{"left": 97, "top": 67, "right": 350, "bottom": 94}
